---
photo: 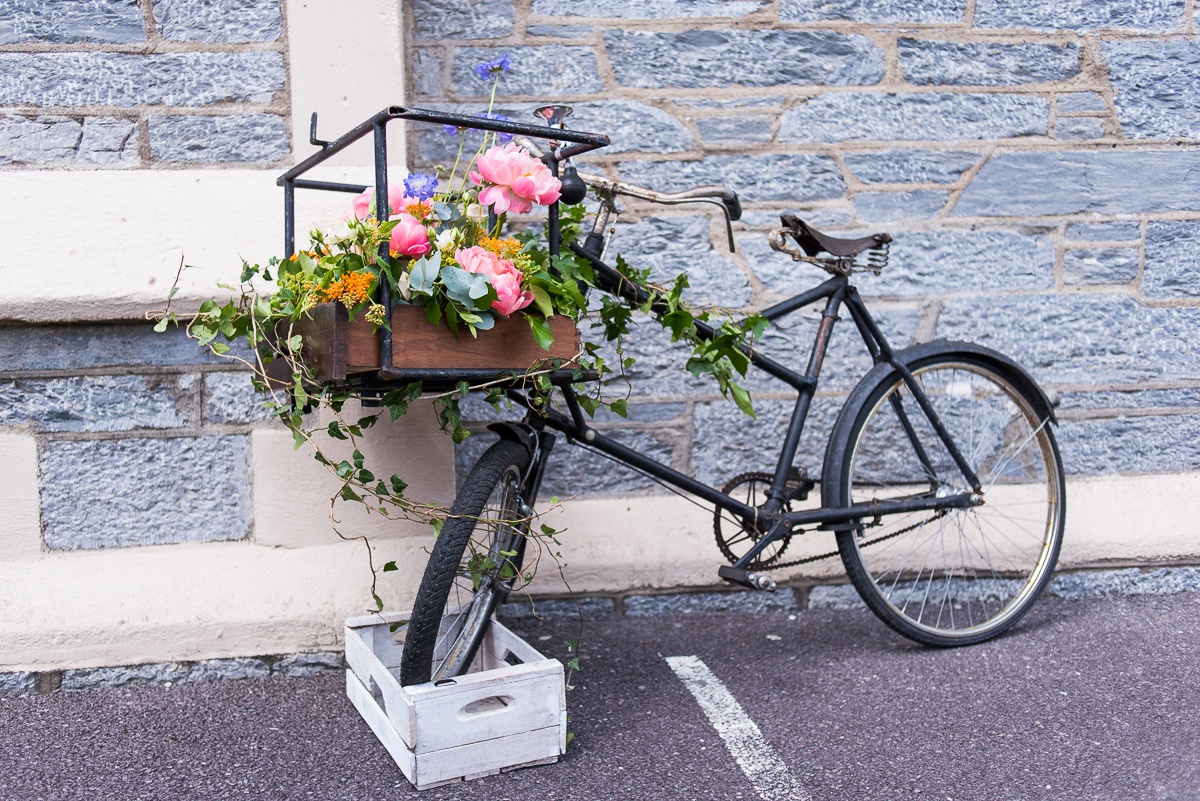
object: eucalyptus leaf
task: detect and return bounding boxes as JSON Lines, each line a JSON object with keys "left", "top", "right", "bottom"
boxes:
{"left": 409, "top": 254, "right": 439, "bottom": 295}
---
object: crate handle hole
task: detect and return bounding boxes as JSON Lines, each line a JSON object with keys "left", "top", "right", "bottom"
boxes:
{"left": 434, "top": 678, "right": 457, "bottom": 687}
{"left": 458, "top": 695, "right": 514, "bottom": 719}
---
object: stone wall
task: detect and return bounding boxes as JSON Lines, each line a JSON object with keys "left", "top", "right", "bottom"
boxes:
{"left": 0, "top": 0, "right": 289, "bottom": 166}
{"left": 404, "top": 0, "right": 1200, "bottom": 491}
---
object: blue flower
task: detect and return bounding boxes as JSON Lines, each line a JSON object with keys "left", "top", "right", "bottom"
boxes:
{"left": 443, "top": 124, "right": 462, "bottom": 137}
{"left": 403, "top": 172, "right": 438, "bottom": 201}
{"left": 473, "top": 53, "right": 513, "bottom": 82}
{"left": 480, "top": 111, "right": 514, "bottom": 143}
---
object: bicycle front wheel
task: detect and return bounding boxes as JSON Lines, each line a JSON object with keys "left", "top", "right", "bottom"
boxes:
{"left": 399, "top": 439, "right": 532, "bottom": 686}
{"left": 825, "top": 350, "right": 1065, "bottom": 646}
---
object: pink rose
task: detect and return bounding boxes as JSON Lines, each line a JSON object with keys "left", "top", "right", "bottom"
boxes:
{"left": 389, "top": 213, "right": 431, "bottom": 258}
{"left": 455, "top": 246, "right": 534, "bottom": 316}
{"left": 470, "top": 143, "right": 562, "bottom": 215}
{"left": 349, "top": 184, "right": 408, "bottom": 220}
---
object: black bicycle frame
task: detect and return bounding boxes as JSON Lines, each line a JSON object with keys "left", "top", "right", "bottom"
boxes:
{"left": 527, "top": 249, "right": 979, "bottom": 571}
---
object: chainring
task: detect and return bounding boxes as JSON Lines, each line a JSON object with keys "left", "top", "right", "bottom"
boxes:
{"left": 714, "top": 471, "right": 796, "bottom": 569}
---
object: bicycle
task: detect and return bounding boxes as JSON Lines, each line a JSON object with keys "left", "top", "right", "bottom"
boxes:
{"left": 395, "top": 107, "right": 1066, "bottom": 687}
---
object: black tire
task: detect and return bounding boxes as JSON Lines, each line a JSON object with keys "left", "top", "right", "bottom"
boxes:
{"left": 399, "top": 439, "right": 532, "bottom": 686}
{"left": 824, "top": 348, "right": 1065, "bottom": 647}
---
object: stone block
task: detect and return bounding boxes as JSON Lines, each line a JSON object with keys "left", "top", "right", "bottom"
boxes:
{"left": 410, "top": 49, "right": 443, "bottom": 98}
{"left": 936, "top": 294, "right": 1200, "bottom": 385}
{"left": 0, "top": 324, "right": 227, "bottom": 372}
{"left": 625, "top": 590, "right": 794, "bottom": 615}
{"left": 869, "top": 228, "right": 1053, "bottom": 296}
{"left": 187, "top": 657, "right": 270, "bottom": 681}
{"left": 1057, "top": 414, "right": 1200, "bottom": 475}
{"left": 604, "top": 29, "right": 884, "bottom": 89}
{"left": 204, "top": 371, "right": 275, "bottom": 424}
{"left": 498, "top": 596, "right": 615, "bottom": 619}
{"left": 674, "top": 95, "right": 784, "bottom": 110}
{"left": 843, "top": 149, "right": 981, "bottom": 184}
{"left": 1049, "top": 567, "right": 1200, "bottom": 600}
{"left": 525, "top": 25, "right": 592, "bottom": 38}
{"left": 148, "top": 115, "right": 289, "bottom": 163}
{"left": 0, "top": 375, "right": 196, "bottom": 433}
{"left": 0, "top": 0, "right": 144, "bottom": 45}
{"left": 412, "top": 0, "right": 513, "bottom": 39}
{"left": 41, "top": 435, "right": 252, "bottom": 550}
{"left": 274, "top": 652, "right": 343, "bottom": 676}
{"left": 532, "top": 0, "right": 766, "bottom": 17}
{"left": 779, "top": 93, "right": 1048, "bottom": 143}
{"left": 954, "top": 151, "right": 1200, "bottom": 217}
{"left": 737, "top": 207, "right": 852, "bottom": 230}
{"left": 0, "top": 52, "right": 285, "bottom": 107}
{"left": 152, "top": 0, "right": 282, "bottom": 43}
{"left": 1105, "top": 41, "right": 1200, "bottom": 140}
{"left": 1057, "top": 387, "right": 1200, "bottom": 412}
{"left": 541, "top": 429, "right": 677, "bottom": 498}
{"left": 590, "top": 316, "right": 709, "bottom": 398}
{"left": 1066, "top": 222, "right": 1140, "bottom": 242}
{"left": 61, "top": 662, "right": 191, "bottom": 690}
{"left": 610, "top": 215, "right": 752, "bottom": 307}
{"left": 898, "top": 39, "right": 1080, "bottom": 86}
{"left": 1057, "top": 92, "right": 1107, "bottom": 112}
{"left": 1062, "top": 248, "right": 1138, "bottom": 285}
{"left": 1053, "top": 118, "right": 1106, "bottom": 140}
{"left": 0, "top": 671, "right": 36, "bottom": 695}
{"left": 0, "top": 115, "right": 137, "bottom": 166}
{"left": 697, "top": 115, "right": 773, "bottom": 145}
{"left": 855, "top": 190, "right": 948, "bottom": 223}
{"left": 1143, "top": 220, "right": 1200, "bottom": 299}
{"left": 617, "top": 153, "right": 845, "bottom": 203}
{"left": 974, "top": 0, "right": 1186, "bottom": 32}
{"left": 78, "top": 118, "right": 138, "bottom": 165}
{"left": 452, "top": 46, "right": 602, "bottom": 96}
{"left": 780, "top": 0, "right": 965, "bottom": 23}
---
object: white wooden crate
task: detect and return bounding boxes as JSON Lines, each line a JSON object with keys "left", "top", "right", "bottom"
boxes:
{"left": 344, "top": 610, "right": 566, "bottom": 791}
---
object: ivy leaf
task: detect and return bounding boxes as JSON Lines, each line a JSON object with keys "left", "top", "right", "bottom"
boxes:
{"left": 340, "top": 485, "right": 362, "bottom": 502}
{"left": 530, "top": 285, "right": 554, "bottom": 317}
{"left": 390, "top": 475, "right": 408, "bottom": 495}
{"left": 608, "top": 399, "right": 628, "bottom": 418}
{"left": 729, "top": 381, "right": 756, "bottom": 419}
{"left": 382, "top": 561, "right": 398, "bottom": 572}
{"left": 153, "top": 318, "right": 169, "bottom": 333}
{"left": 528, "top": 316, "right": 554, "bottom": 351}
{"left": 358, "top": 469, "right": 375, "bottom": 483}
{"left": 327, "top": 421, "right": 348, "bottom": 440}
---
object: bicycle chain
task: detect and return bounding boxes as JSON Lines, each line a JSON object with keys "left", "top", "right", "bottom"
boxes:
{"left": 758, "top": 509, "right": 949, "bottom": 571}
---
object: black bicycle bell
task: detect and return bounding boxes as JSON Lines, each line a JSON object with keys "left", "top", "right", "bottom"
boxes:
{"left": 558, "top": 163, "right": 587, "bottom": 205}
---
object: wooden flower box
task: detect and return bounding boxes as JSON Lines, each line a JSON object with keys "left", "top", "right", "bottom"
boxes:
{"left": 288, "top": 304, "right": 581, "bottom": 383}
{"left": 344, "top": 610, "right": 566, "bottom": 790}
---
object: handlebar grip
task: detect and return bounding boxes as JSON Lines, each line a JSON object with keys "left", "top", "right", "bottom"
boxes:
{"left": 722, "top": 192, "right": 742, "bottom": 222}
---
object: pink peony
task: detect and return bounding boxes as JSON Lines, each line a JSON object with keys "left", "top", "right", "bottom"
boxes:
{"left": 389, "top": 213, "right": 432, "bottom": 258}
{"left": 470, "top": 143, "right": 562, "bottom": 215}
{"left": 455, "top": 245, "right": 534, "bottom": 316}
{"left": 350, "top": 184, "right": 408, "bottom": 220}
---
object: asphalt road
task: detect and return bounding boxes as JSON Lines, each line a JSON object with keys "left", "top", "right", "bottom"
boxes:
{"left": 2, "top": 591, "right": 1198, "bottom": 801}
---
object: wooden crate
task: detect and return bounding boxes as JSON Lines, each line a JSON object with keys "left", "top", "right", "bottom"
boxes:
{"left": 293, "top": 304, "right": 581, "bottom": 382}
{"left": 344, "top": 610, "right": 566, "bottom": 791}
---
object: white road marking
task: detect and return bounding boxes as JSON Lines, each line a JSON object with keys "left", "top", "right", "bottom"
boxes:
{"left": 665, "top": 655, "right": 811, "bottom": 801}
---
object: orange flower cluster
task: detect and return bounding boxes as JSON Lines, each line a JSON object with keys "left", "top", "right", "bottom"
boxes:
{"left": 320, "top": 270, "right": 375, "bottom": 308}
{"left": 403, "top": 200, "right": 433, "bottom": 220}
{"left": 479, "top": 235, "right": 523, "bottom": 261}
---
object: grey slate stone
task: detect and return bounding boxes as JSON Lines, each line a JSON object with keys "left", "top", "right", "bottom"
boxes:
{"left": 589, "top": 316, "right": 709, "bottom": 398}
{"left": 0, "top": 324, "right": 226, "bottom": 372}
{"left": 525, "top": 25, "right": 593, "bottom": 38}
{"left": 41, "top": 435, "right": 253, "bottom": 550}
{"left": 954, "top": 151, "right": 1200, "bottom": 217}
{"left": 898, "top": 39, "right": 1080, "bottom": 86}
{"left": 412, "top": 0, "right": 513, "bottom": 39}
{"left": 1066, "top": 222, "right": 1141, "bottom": 242}
{"left": 0, "top": 375, "right": 195, "bottom": 433}
{"left": 0, "top": 671, "right": 36, "bottom": 696}
{"left": 673, "top": 95, "right": 784, "bottom": 110}
{"left": 779, "top": 93, "right": 1049, "bottom": 143}
{"left": 532, "top": 0, "right": 766, "bottom": 17}
{"left": 974, "top": 0, "right": 1186, "bottom": 32}
{"left": 843, "top": 149, "right": 981, "bottom": 185}
{"left": 737, "top": 207, "right": 853, "bottom": 230}
{"left": 0, "top": 115, "right": 137, "bottom": 166}
{"left": 807, "top": 583, "right": 867, "bottom": 609}
{"left": 274, "top": 652, "right": 343, "bottom": 677}
{"left": 453, "top": 46, "right": 602, "bottom": 96}
{"left": 1049, "top": 568, "right": 1200, "bottom": 599}
{"left": 1053, "top": 118, "right": 1106, "bottom": 140}
{"left": 540, "top": 429, "right": 677, "bottom": 497}
{"left": 625, "top": 590, "right": 795, "bottom": 615}
{"left": 411, "top": 49, "right": 443, "bottom": 99}
{"left": 1057, "top": 387, "right": 1200, "bottom": 412}
{"left": 780, "top": 0, "right": 965, "bottom": 23}
{"left": 0, "top": 0, "right": 144, "bottom": 45}
{"left": 936, "top": 294, "right": 1200, "bottom": 385}
{"left": 1057, "top": 92, "right": 1107, "bottom": 113}
{"left": 1062, "top": 248, "right": 1138, "bottom": 285}
{"left": 617, "top": 153, "right": 846, "bottom": 203}
{"left": 0, "top": 52, "right": 285, "bottom": 107}
{"left": 204, "top": 371, "right": 275, "bottom": 424}
{"left": 1057, "top": 414, "right": 1200, "bottom": 475}
{"left": 868, "top": 229, "right": 1053, "bottom": 297}
{"left": 148, "top": 115, "right": 289, "bottom": 163}
{"left": 61, "top": 663, "right": 191, "bottom": 690}
{"left": 1105, "top": 41, "right": 1200, "bottom": 140}
{"left": 152, "top": 0, "right": 282, "bottom": 43}
{"left": 609, "top": 215, "right": 752, "bottom": 308}
{"left": 855, "top": 190, "right": 948, "bottom": 223}
{"left": 187, "top": 657, "right": 270, "bottom": 682}
{"left": 603, "top": 29, "right": 885, "bottom": 89}
{"left": 697, "top": 115, "right": 774, "bottom": 146}
{"left": 1143, "top": 220, "right": 1200, "bottom": 299}
{"left": 498, "top": 596, "right": 615, "bottom": 619}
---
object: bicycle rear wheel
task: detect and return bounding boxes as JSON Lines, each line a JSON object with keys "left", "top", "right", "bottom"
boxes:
{"left": 824, "top": 350, "right": 1064, "bottom": 646}
{"left": 399, "top": 439, "right": 533, "bottom": 686}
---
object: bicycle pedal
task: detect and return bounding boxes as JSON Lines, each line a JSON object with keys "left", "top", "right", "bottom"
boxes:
{"left": 718, "top": 565, "right": 777, "bottom": 592}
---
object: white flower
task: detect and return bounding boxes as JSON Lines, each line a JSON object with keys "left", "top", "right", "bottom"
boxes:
{"left": 396, "top": 271, "right": 413, "bottom": 301}
{"left": 435, "top": 228, "right": 458, "bottom": 252}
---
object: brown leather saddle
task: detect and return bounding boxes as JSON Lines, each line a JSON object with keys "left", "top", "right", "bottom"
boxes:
{"left": 778, "top": 213, "right": 891, "bottom": 258}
